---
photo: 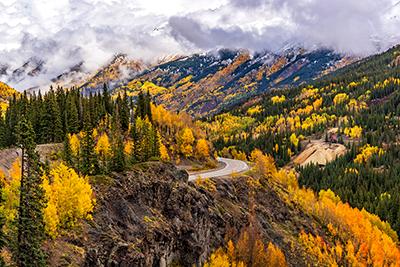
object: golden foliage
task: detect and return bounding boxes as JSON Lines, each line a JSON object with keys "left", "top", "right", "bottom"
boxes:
{"left": 354, "top": 144, "right": 384, "bottom": 164}
{"left": 271, "top": 95, "right": 286, "bottom": 104}
{"left": 289, "top": 133, "right": 299, "bottom": 148}
{"left": 195, "top": 139, "right": 210, "bottom": 159}
{"left": 298, "top": 188, "right": 400, "bottom": 266}
{"left": 1, "top": 159, "right": 21, "bottom": 231}
{"left": 0, "top": 82, "right": 18, "bottom": 111}
{"left": 205, "top": 227, "right": 287, "bottom": 267}
{"left": 333, "top": 93, "right": 349, "bottom": 105}
{"left": 124, "top": 140, "right": 134, "bottom": 155}
{"left": 159, "top": 143, "right": 170, "bottom": 161}
{"left": 95, "top": 133, "right": 111, "bottom": 157}
{"left": 179, "top": 127, "right": 195, "bottom": 158}
{"left": 69, "top": 133, "right": 80, "bottom": 156}
{"left": 195, "top": 178, "right": 216, "bottom": 192}
{"left": 247, "top": 105, "right": 263, "bottom": 116}
{"left": 343, "top": 125, "right": 362, "bottom": 139}
{"left": 43, "top": 163, "right": 95, "bottom": 238}
{"left": 248, "top": 151, "right": 400, "bottom": 266}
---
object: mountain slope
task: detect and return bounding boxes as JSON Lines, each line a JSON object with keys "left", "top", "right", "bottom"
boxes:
{"left": 80, "top": 54, "right": 146, "bottom": 94}
{"left": 0, "top": 81, "right": 18, "bottom": 111}
{"left": 43, "top": 159, "right": 400, "bottom": 266}
{"left": 202, "top": 44, "right": 400, "bottom": 236}
{"left": 113, "top": 48, "right": 355, "bottom": 116}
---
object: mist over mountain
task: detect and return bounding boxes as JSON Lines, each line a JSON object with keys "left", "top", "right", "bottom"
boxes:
{"left": 0, "top": 0, "right": 399, "bottom": 91}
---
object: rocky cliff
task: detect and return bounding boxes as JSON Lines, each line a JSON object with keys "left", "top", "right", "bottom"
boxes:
{"left": 48, "top": 162, "right": 325, "bottom": 266}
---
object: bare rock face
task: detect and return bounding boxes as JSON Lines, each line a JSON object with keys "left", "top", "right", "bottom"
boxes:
{"left": 393, "top": 55, "right": 400, "bottom": 67}
{"left": 84, "top": 162, "right": 221, "bottom": 266}
{"left": 79, "top": 162, "right": 322, "bottom": 266}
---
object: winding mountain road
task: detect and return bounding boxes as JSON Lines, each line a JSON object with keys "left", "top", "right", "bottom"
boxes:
{"left": 188, "top": 157, "right": 250, "bottom": 181}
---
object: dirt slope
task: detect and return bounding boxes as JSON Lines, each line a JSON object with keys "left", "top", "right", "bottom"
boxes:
{"left": 293, "top": 140, "right": 347, "bottom": 167}
{"left": 0, "top": 144, "right": 62, "bottom": 176}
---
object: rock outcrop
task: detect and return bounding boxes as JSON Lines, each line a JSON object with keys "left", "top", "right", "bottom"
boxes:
{"left": 393, "top": 55, "right": 400, "bottom": 67}
{"left": 49, "top": 162, "right": 327, "bottom": 266}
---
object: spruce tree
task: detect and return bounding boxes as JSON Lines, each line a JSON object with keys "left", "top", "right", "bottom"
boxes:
{"left": 80, "top": 112, "right": 98, "bottom": 175}
{"left": 66, "top": 93, "right": 79, "bottom": 134}
{"left": 119, "top": 92, "right": 130, "bottom": 132}
{"left": 48, "top": 92, "right": 63, "bottom": 142}
{"left": 15, "top": 117, "right": 46, "bottom": 266}
{"left": 0, "top": 110, "right": 5, "bottom": 148}
{"left": 63, "top": 134, "right": 73, "bottom": 166}
{"left": 132, "top": 117, "right": 143, "bottom": 162}
{"left": 144, "top": 90, "right": 152, "bottom": 121}
{"left": 110, "top": 107, "right": 125, "bottom": 172}
{"left": 135, "top": 91, "right": 145, "bottom": 119}
{"left": 103, "top": 83, "right": 112, "bottom": 115}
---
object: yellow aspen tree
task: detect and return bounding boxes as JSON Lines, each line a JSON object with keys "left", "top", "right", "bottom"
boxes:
{"left": 195, "top": 139, "right": 209, "bottom": 159}
{"left": 160, "top": 143, "right": 170, "bottom": 161}
{"left": 95, "top": 133, "right": 111, "bottom": 157}
{"left": 178, "top": 127, "right": 195, "bottom": 158}
{"left": 2, "top": 158, "right": 21, "bottom": 228}
{"left": 289, "top": 133, "right": 299, "bottom": 148}
{"left": 266, "top": 242, "right": 288, "bottom": 267}
{"left": 124, "top": 140, "right": 134, "bottom": 156}
{"left": 95, "top": 132, "right": 111, "bottom": 170}
{"left": 43, "top": 163, "right": 94, "bottom": 238}
{"left": 69, "top": 133, "right": 80, "bottom": 156}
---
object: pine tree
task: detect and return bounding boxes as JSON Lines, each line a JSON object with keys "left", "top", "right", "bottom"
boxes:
{"left": 66, "top": 93, "right": 79, "bottom": 134}
{"left": 63, "top": 134, "right": 73, "bottom": 166}
{"left": 0, "top": 109, "right": 5, "bottom": 148}
{"left": 80, "top": 112, "right": 98, "bottom": 175}
{"left": 15, "top": 117, "right": 46, "bottom": 266}
{"left": 110, "top": 107, "right": 125, "bottom": 172}
{"left": 151, "top": 127, "right": 161, "bottom": 158}
{"left": 132, "top": 118, "right": 140, "bottom": 161}
{"left": 135, "top": 91, "right": 145, "bottom": 119}
{"left": 145, "top": 90, "right": 152, "bottom": 121}
{"left": 119, "top": 91, "right": 130, "bottom": 132}
{"left": 49, "top": 92, "right": 63, "bottom": 142}
{"left": 103, "top": 83, "right": 112, "bottom": 115}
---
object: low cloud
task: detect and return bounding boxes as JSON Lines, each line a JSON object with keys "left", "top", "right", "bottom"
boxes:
{"left": 0, "top": 0, "right": 399, "bottom": 90}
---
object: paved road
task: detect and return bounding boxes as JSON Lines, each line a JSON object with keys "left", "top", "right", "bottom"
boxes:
{"left": 188, "top": 157, "right": 250, "bottom": 181}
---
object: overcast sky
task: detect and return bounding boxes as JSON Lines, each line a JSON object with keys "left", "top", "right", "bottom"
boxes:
{"left": 1, "top": 0, "right": 399, "bottom": 89}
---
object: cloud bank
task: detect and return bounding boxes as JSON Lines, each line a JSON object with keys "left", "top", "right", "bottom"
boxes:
{"left": 0, "top": 0, "right": 399, "bottom": 90}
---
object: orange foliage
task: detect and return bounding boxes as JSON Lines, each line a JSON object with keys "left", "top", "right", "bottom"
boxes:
{"left": 205, "top": 227, "right": 287, "bottom": 267}
{"left": 249, "top": 150, "right": 400, "bottom": 266}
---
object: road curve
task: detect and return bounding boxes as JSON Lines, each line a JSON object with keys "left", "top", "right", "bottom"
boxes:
{"left": 188, "top": 157, "right": 250, "bottom": 181}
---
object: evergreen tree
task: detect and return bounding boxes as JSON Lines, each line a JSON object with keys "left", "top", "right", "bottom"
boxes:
{"left": 110, "top": 107, "right": 125, "bottom": 172}
{"left": 15, "top": 117, "right": 46, "bottom": 266}
{"left": 144, "top": 90, "right": 152, "bottom": 121}
{"left": 80, "top": 113, "right": 98, "bottom": 175}
{"left": 135, "top": 91, "right": 145, "bottom": 119}
{"left": 0, "top": 110, "right": 5, "bottom": 148}
{"left": 63, "top": 134, "right": 73, "bottom": 166}
{"left": 103, "top": 83, "right": 112, "bottom": 115}
{"left": 65, "top": 93, "right": 79, "bottom": 134}
{"left": 119, "top": 92, "right": 130, "bottom": 132}
{"left": 48, "top": 92, "right": 63, "bottom": 142}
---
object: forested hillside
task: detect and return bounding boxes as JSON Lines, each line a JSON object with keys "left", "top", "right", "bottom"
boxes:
{"left": 112, "top": 48, "right": 354, "bottom": 116}
{"left": 2, "top": 0, "right": 400, "bottom": 265}
{"left": 0, "top": 43, "right": 400, "bottom": 265}
{"left": 202, "top": 45, "right": 400, "bottom": 237}
{"left": 0, "top": 82, "right": 18, "bottom": 111}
